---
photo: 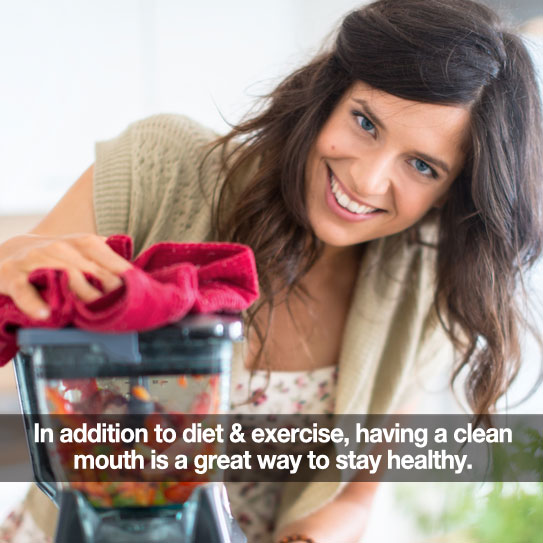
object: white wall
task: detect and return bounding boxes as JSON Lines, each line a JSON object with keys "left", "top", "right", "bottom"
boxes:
{"left": 0, "top": 0, "right": 366, "bottom": 215}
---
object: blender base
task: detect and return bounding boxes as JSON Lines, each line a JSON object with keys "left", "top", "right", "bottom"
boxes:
{"left": 54, "top": 484, "right": 247, "bottom": 543}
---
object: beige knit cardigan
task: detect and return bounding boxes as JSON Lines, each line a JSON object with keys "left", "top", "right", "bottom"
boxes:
{"left": 26, "top": 114, "right": 454, "bottom": 536}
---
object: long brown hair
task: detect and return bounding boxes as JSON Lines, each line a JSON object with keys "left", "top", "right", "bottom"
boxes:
{"left": 207, "top": 0, "right": 543, "bottom": 414}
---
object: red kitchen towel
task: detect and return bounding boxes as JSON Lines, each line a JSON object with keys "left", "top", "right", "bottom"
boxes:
{"left": 0, "top": 235, "right": 259, "bottom": 366}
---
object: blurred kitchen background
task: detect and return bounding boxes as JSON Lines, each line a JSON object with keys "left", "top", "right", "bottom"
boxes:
{"left": 0, "top": 1, "right": 542, "bottom": 541}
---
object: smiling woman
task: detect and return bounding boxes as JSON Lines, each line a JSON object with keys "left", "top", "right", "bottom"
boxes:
{"left": 0, "top": 0, "right": 542, "bottom": 542}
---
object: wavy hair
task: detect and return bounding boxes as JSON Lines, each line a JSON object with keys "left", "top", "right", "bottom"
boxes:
{"left": 208, "top": 0, "right": 543, "bottom": 415}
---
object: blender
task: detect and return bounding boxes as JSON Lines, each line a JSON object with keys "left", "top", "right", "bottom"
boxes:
{"left": 13, "top": 313, "right": 247, "bottom": 543}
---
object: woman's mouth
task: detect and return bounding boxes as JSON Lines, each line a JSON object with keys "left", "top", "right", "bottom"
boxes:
{"left": 326, "top": 166, "right": 385, "bottom": 218}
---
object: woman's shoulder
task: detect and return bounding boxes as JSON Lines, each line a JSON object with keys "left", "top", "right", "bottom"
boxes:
{"left": 93, "top": 114, "right": 226, "bottom": 251}
{"left": 124, "top": 113, "right": 220, "bottom": 154}
{"left": 95, "top": 113, "right": 223, "bottom": 189}
{"left": 128, "top": 112, "right": 217, "bottom": 136}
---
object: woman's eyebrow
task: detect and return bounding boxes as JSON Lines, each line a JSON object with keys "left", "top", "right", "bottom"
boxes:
{"left": 351, "top": 97, "right": 451, "bottom": 175}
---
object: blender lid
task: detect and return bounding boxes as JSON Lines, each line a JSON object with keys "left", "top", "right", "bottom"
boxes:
{"left": 16, "top": 313, "right": 243, "bottom": 378}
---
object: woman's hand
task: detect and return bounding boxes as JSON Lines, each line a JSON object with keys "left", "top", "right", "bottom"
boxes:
{"left": 0, "top": 233, "right": 132, "bottom": 320}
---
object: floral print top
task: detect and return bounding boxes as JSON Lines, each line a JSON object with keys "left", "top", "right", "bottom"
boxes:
{"left": 226, "top": 365, "right": 338, "bottom": 543}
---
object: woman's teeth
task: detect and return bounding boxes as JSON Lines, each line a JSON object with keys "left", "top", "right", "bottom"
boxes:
{"left": 329, "top": 171, "right": 379, "bottom": 215}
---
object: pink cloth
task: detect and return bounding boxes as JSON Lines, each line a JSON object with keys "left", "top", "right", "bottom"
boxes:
{"left": 0, "top": 235, "right": 259, "bottom": 366}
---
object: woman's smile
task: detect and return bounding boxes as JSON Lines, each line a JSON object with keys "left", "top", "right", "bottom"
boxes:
{"left": 325, "top": 164, "right": 386, "bottom": 222}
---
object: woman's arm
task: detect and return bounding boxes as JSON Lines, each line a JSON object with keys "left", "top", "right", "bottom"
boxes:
{"left": 274, "top": 481, "right": 379, "bottom": 543}
{"left": 29, "top": 164, "right": 97, "bottom": 235}
{"left": 0, "top": 164, "right": 132, "bottom": 318}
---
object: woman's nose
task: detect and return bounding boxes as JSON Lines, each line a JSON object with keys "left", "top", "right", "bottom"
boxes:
{"left": 350, "top": 150, "right": 392, "bottom": 196}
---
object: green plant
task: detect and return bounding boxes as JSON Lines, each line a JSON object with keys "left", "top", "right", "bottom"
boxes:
{"left": 396, "top": 482, "right": 543, "bottom": 543}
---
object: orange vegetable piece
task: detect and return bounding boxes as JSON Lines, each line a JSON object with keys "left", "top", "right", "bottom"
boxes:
{"left": 163, "top": 482, "right": 201, "bottom": 503}
{"left": 177, "top": 375, "right": 187, "bottom": 388}
{"left": 45, "top": 387, "right": 74, "bottom": 415}
{"left": 131, "top": 386, "right": 151, "bottom": 401}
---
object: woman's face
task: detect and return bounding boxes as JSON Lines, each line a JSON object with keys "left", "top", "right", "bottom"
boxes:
{"left": 305, "top": 81, "right": 471, "bottom": 251}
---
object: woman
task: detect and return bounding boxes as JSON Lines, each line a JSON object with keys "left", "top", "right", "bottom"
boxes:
{"left": 1, "top": 0, "right": 542, "bottom": 541}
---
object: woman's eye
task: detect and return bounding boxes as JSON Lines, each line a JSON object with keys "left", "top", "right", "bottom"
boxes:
{"left": 353, "top": 112, "right": 376, "bottom": 134}
{"left": 410, "top": 158, "right": 437, "bottom": 179}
